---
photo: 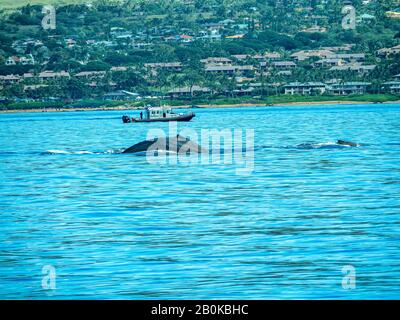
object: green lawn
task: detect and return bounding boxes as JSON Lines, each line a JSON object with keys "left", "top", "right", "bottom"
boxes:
{"left": 175, "top": 94, "right": 400, "bottom": 106}
{"left": 263, "top": 94, "right": 400, "bottom": 105}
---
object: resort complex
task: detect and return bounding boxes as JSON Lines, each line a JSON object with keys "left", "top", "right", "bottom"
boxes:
{"left": 0, "top": 0, "right": 399, "bottom": 109}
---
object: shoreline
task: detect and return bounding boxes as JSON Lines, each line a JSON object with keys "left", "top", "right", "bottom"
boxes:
{"left": 1, "top": 100, "right": 399, "bottom": 114}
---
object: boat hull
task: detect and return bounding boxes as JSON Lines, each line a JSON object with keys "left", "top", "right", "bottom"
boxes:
{"left": 127, "top": 112, "right": 195, "bottom": 123}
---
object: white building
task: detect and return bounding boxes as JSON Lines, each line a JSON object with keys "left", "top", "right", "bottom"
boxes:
{"left": 284, "top": 82, "right": 326, "bottom": 95}
{"left": 327, "top": 82, "right": 370, "bottom": 95}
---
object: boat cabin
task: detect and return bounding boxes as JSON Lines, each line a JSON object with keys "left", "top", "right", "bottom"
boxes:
{"left": 122, "top": 105, "right": 195, "bottom": 123}
{"left": 144, "top": 106, "right": 173, "bottom": 120}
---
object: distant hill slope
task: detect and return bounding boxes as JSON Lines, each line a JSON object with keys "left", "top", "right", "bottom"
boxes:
{"left": 1, "top": 0, "right": 86, "bottom": 9}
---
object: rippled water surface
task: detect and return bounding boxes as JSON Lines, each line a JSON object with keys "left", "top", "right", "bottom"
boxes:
{"left": 1, "top": 104, "right": 400, "bottom": 299}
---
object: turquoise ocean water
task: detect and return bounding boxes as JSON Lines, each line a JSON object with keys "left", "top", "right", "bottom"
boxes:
{"left": 0, "top": 104, "right": 399, "bottom": 299}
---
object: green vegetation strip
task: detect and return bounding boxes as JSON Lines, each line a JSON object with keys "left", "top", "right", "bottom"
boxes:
{"left": 1, "top": 94, "right": 399, "bottom": 111}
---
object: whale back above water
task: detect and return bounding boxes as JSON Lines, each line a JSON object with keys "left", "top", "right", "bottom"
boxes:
{"left": 337, "top": 140, "right": 359, "bottom": 147}
{"left": 294, "top": 139, "right": 361, "bottom": 150}
{"left": 122, "top": 135, "right": 205, "bottom": 154}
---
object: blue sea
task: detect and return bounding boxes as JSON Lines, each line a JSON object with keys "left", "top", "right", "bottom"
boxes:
{"left": 0, "top": 104, "right": 399, "bottom": 299}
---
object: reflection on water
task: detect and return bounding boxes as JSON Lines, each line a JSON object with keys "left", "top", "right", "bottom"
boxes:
{"left": 0, "top": 104, "right": 400, "bottom": 299}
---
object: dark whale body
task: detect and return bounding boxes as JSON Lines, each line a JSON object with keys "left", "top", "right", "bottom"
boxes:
{"left": 337, "top": 140, "right": 359, "bottom": 147}
{"left": 123, "top": 135, "right": 205, "bottom": 154}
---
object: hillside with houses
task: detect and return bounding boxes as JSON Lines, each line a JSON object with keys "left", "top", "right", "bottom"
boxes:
{"left": 0, "top": 0, "right": 400, "bottom": 109}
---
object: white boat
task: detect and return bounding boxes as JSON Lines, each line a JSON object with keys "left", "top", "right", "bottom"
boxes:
{"left": 122, "top": 106, "right": 195, "bottom": 123}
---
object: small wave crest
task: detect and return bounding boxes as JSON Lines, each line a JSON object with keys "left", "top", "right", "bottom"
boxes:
{"left": 42, "top": 149, "right": 124, "bottom": 155}
{"left": 132, "top": 150, "right": 179, "bottom": 156}
{"left": 44, "top": 150, "right": 93, "bottom": 155}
